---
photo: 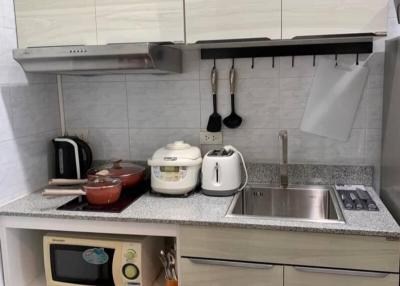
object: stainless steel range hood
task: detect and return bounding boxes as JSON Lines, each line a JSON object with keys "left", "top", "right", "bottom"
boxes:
{"left": 13, "top": 43, "right": 182, "bottom": 75}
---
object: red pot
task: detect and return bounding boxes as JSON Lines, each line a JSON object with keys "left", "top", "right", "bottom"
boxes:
{"left": 83, "top": 176, "right": 122, "bottom": 205}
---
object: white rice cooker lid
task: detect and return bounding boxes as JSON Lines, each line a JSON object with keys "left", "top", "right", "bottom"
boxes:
{"left": 148, "top": 141, "right": 202, "bottom": 166}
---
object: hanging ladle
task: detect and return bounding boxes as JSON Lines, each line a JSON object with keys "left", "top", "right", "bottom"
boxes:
{"left": 223, "top": 63, "right": 242, "bottom": 129}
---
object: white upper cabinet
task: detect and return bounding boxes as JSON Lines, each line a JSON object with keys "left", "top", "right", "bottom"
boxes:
{"left": 14, "top": 0, "right": 97, "bottom": 48}
{"left": 282, "top": 0, "right": 388, "bottom": 39}
{"left": 96, "top": 0, "right": 185, "bottom": 44}
{"left": 185, "top": 0, "right": 282, "bottom": 43}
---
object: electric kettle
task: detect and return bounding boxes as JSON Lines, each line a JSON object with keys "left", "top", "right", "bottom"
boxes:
{"left": 201, "top": 145, "right": 248, "bottom": 196}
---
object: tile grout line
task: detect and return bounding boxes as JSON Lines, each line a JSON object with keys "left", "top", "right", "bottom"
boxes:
{"left": 124, "top": 74, "right": 132, "bottom": 159}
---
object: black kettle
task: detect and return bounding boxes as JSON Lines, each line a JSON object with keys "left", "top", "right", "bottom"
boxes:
{"left": 53, "top": 136, "right": 93, "bottom": 179}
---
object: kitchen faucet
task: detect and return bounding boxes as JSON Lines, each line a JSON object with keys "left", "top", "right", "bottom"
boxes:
{"left": 279, "top": 130, "right": 288, "bottom": 188}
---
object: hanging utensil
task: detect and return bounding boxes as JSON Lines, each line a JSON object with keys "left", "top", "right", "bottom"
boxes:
{"left": 206, "top": 66, "right": 222, "bottom": 132}
{"left": 223, "top": 64, "right": 242, "bottom": 128}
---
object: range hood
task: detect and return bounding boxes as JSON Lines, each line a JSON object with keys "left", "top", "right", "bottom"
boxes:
{"left": 13, "top": 43, "right": 182, "bottom": 75}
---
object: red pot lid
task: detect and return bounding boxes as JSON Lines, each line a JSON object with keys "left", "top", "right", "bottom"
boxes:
{"left": 88, "top": 160, "right": 145, "bottom": 178}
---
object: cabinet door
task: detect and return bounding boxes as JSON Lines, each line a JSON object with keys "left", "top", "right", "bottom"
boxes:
{"left": 282, "top": 0, "right": 388, "bottom": 39}
{"left": 185, "top": 0, "right": 281, "bottom": 43}
{"left": 14, "top": 0, "right": 97, "bottom": 48}
{"left": 180, "top": 257, "right": 283, "bottom": 286}
{"left": 285, "top": 266, "right": 399, "bottom": 286}
{"left": 96, "top": 0, "right": 185, "bottom": 44}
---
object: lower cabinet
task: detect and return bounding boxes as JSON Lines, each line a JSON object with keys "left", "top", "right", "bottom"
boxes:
{"left": 180, "top": 258, "right": 399, "bottom": 286}
{"left": 285, "top": 266, "right": 399, "bottom": 286}
{"left": 180, "top": 257, "right": 283, "bottom": 286}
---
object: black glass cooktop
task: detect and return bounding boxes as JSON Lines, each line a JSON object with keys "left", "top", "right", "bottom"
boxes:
{"left": 57, "top": 181, "right": 149, "bottom": 213}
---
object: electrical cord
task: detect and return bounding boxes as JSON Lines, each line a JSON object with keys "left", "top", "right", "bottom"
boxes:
{"left": 223, "top": 145, "right": 248, "bottom": 192}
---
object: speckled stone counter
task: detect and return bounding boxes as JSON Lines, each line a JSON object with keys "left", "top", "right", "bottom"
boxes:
{"left": 0, "top": 185, "right": 399, "bottom": 238}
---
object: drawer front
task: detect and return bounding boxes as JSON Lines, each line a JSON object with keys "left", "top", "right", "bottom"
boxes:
{"left": 179, "top": 226, "right": 399, "bottom": 273}
{"left": 181, "top": 257, "right": 283, "bottom": 286}
{"left": 285, "top": 266, "right": 399, "bottom": 286}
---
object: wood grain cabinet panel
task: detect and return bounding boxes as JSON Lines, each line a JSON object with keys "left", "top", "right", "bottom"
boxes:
{"left": 282, "top": 0, "right": 388, "bottom": 39}
{"left": 96, "top": 0, "right": 185, "bottom": 44}
{"left": 285, "top": 266, "right": 399, "bottom": 286}
{"left": 180, "top": 257, "right": 283, "bottom": 286}
{"left": 179, "top": 226, "right": 400, "bottom": 273}
{"left": 185, "top": 0, "right": 281, "bottom": 43}
{"left": 14, "top": 0, "right": 97, "bottom": 48}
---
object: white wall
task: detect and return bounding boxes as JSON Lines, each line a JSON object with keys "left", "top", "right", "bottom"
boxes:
{"left": 0, "top": 0, "right": 60, "bottom": 206}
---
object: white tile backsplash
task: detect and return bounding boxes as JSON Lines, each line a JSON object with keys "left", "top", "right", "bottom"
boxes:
{"left": 127, "top": 80, "right": 200, "bottom": 128}
{"left": 63, "top": 81, "right": 128, "bottom": 129}
{"left": 88, "top": 128, "right": 130, "bottom": 160}
{"left": 0, "top": 0, "right": 60, "bottom": 210}
{"left": 62, "top": 48, "right": 385, "bottom": 168}
{"left": 129, "top": 129, "right": 199, "bottom": 160}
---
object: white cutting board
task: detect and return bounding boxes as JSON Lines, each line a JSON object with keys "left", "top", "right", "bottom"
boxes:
{"left": 301, "top": 57, "right": 369, "bottom": 141}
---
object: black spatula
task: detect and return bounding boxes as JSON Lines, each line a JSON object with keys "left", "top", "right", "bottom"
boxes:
{"left": 207, "top": 66, "right": 222, "bottom": 132}
{"left": 223, "top": 65, "right": 242, "bottom": 129}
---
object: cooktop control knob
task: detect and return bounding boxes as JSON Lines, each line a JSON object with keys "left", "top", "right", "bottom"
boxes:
{"left": 123, "top": 264, "right": 139, "bottom": 280}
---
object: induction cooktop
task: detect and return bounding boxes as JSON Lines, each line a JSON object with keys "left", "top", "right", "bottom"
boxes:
{"left": 57, "top": 181, "right": 149, "bottom": 213}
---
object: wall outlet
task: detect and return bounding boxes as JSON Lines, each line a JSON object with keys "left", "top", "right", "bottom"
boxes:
{"left": 67, "top": 128, "right": 89, "bottom": 142}
{"left": 200, "top": 131, "right": 223, "bottom": 145}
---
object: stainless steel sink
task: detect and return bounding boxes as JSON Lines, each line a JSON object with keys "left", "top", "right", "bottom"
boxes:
{"left": 226, "top": 185, "right": 345, "bottom": 223}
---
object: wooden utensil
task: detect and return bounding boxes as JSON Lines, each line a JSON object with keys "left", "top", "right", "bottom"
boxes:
{"left": 207, "top": 66, "right": 222, "bottom": 132}
{"left": 223, "top": 65, "right": 242, "bottom": 128}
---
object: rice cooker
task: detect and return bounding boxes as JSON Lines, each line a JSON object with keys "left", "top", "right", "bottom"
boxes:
{"left": 147, "top": 141, "right": 202, "bottom": 195}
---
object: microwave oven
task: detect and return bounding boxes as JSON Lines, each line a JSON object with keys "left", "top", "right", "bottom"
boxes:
{"left": 43, "top": 233, "right": 162, "bottom": 286}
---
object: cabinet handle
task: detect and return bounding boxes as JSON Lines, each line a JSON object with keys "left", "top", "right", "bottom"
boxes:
{"left": 196, "top": 37, "right": 270, "bottom": 44}
{"left": 291, "top": 33, "right": 376, "bottom": 40}
{"left": 293, "top": 266, "right": 389, "bottom": 278}
{"left": 189, "top": 257, "right": 274, "bottom": 269}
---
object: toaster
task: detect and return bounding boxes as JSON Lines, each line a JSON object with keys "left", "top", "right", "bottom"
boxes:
{"left": 202, "top": 146, "right": 247, "bottom": 196}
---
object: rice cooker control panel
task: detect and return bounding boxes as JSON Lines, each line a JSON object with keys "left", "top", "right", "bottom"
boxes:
{"left": 152, "top": 166, "right": 187, "bottom": 182}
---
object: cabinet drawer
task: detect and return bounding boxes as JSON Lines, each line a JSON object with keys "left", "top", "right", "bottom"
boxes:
{"left": 185, "top": 0, "right": 281, "bottom": 43}
{"left": 180, "top": 257, "right": 283, "bottom": 286}
{"left": 179, "top": 226, "right": 399, "bottom": 273}
{"left": 285, "top": 266, "right": 399, "bottom": 286}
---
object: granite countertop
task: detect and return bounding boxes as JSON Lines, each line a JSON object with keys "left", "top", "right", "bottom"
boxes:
{"left": 0, "top": 185, "right": 399, "bottom": 238}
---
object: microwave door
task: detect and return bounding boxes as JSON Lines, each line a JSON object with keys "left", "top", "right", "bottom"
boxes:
{"left": 50, "top": 244, "right": 115, "bottom": 286}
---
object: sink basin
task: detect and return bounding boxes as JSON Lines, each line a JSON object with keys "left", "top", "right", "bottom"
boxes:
{"left": 226, "top": 185, "right": 345, "bottom": 223}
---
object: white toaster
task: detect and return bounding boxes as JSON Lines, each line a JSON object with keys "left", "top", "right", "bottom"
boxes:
{"left": 202, "top": 146, "right": 247, "bottom": 196}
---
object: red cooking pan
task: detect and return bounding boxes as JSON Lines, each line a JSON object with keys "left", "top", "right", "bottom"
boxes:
{"left": 43, "top": 176, "right": 122, "bottom": 205}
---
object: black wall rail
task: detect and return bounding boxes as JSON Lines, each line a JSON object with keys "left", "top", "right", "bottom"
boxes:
{"left": 200, "top": 41, "right": 373, "bottom": 60}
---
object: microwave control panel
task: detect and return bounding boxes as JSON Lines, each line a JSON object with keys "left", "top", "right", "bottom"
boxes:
{"left": 121, "top": 243, "right": 142, "bottom": 283}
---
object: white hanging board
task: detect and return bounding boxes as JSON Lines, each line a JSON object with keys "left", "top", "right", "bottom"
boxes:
{"left": 300, "top": 57, "right": 369, "bottom": 141}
